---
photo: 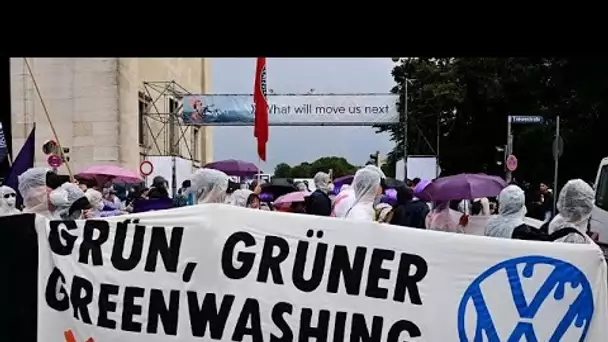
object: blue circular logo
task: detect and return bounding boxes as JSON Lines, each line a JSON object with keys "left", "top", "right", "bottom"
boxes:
{"left": 458, "top": 255, "right": 594, "bottom": 341}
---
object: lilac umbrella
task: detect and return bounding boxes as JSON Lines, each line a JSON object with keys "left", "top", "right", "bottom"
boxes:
{"left": 418, "top": 173, "right": 507, "bottom": 201}
{"left": 333, "top": 175, "right": 354, "bottom": 185}
{"left": 203, "top": 159, "right": 259, "bottom": 177}
{"left": 77, "top": 165, "right": 142, "bottom": 184}
{"left": 413, "top": 179, "right": 431, "bottom": 195}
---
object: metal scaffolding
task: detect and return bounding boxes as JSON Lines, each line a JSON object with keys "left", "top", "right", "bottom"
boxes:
{"left": 140, "top": 80, "right": 196, "bottom": 161}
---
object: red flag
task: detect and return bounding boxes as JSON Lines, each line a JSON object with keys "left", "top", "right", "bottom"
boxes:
{"left": 253, "top": 57, "right": 268, "bottom": 161}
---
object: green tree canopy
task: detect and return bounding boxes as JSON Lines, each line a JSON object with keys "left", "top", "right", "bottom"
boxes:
{"left": 273, "top": 163, "right": 292, "bottom": 178}
{"left": 378, "top": 57, "right": 608, "bottom": 186}
{"left": 273, "top": 157, "right": 358, "bottom": 178}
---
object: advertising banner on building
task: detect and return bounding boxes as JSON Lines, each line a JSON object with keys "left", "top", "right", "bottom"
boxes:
{"left": 182, "top": 94, "right": 399, "bottom": 126}
{"left": 35, "top": 205, "right": 608, "bottom": 341}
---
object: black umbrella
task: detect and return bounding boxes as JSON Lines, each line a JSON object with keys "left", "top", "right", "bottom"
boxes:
{"left": 261, "top": 178, "right": 297, "bottom": 200}
{"left": 383, "top": 178, "right": 407, "bottom": 189}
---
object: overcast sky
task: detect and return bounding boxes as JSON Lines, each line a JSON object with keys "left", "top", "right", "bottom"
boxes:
{"left": 210, "top": 58, "right": 396, "bottom": 172}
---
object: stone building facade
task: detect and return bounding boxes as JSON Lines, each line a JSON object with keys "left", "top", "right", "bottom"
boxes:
{"left": 9, "top": 58, "right": 213, "bottom": 174}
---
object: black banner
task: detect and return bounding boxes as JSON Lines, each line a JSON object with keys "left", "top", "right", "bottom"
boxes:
{"left": 0, "top": 213, "right": 38, "bottom": 342}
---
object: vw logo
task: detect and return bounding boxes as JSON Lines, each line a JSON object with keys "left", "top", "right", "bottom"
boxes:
{"left": 458, "top": 256, "right": 594, "bottom": 341}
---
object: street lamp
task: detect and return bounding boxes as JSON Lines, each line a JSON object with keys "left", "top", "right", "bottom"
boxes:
{"left": 403, "top": 77, "right": 416, "bottom": 180}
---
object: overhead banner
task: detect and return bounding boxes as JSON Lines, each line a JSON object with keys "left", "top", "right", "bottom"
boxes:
{"left": 37, "top": 205, "right": 608, "bottom": 341}
{"left": 181, "top": 94, "right": 399, "bottom": 126}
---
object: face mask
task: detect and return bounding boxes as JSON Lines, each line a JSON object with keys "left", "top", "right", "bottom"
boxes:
{"left": 23, "top": 187, "right": 48, "bottom": 209}
{"left": 5, "top": 197, "right": 16, "bottom": 207}
{"left": 95, "top": 202, "right": 105, "bottom": 211}
{"left": 328, "top": 183, "right": 335, "bottom": 192}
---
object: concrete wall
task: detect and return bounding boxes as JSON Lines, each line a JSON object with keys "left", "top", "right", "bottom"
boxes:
{"left": 10, "top": 58, "right": 213, "bottom": 175}
{"left": 10, "top": 58, "right": 121, "bottom": 174}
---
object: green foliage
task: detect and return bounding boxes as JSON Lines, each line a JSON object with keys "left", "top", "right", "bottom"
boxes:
{"left": 378, "top": 57, "right": 608, "bottom": 185}
{"left": 274, "top": 157, "right": 358, "bottom": 178}
{"left": 273, "top": 163, "right": 292, "bottom": 178}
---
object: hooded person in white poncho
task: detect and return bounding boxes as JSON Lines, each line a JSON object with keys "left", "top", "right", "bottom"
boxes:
{"left": 48, "top": 182, "right": 90, "bottom": 220}
{"left": 344, "top": 167, "right": 382, "bottom": 221}
{"left": 547, "top": 179, "right": 596, "bottom": 244}
{"left": 230, "top": 189, "right": 260, "bottom": 209}
{"left": 0, "top": 185, "right": 21, "bottom": 216}
{"left": 188, "top": 169, "right": 230, "bottom": 204}
{"left": 333, "top": 165, "right": 386, "bottom": 218}
{"left": 485, "top": 185, "right": 527, "bottom": 238}
{"left": 18, "top": 167, "right": 53, "bottom": 216}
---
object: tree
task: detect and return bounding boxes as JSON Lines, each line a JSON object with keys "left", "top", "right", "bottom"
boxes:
{"left": 273, "top": 157, "right": 358, "bottom": 178}
{"left": 290, "top": 162, "right": 312, "bottom": 178}
{"left": 273, "top": 163, "right": 292, "bottom": 178}
{"left": 377, "top": 58, "right": 608, "bottom": 186}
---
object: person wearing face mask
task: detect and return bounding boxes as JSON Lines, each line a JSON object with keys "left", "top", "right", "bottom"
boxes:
{"left": 305, "top": 172, "right": 333, "bottom": 216}
{"left": 344, "top": 167, "right": 383, "bottom": 221}
{"left": 18, "top": 167, "right": 60, "bottom": 216}
{"left": 187, "top": 168, "right": 230, "bottom": 204}
{"left": 0, "top": 185, "right": 21, "bottom": 216}
{"left": 48, "top": 182, "right": 92, "bottom": 220}
{"left": 84, "top": 189, "right": 123, "bottom": 218}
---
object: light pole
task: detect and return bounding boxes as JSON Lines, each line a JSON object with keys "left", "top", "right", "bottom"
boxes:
{"left": 403, "top": 77, "right": 416, "bottom": 180}
{"left": 391, "top": 58, "right": 415, "bottom": 180}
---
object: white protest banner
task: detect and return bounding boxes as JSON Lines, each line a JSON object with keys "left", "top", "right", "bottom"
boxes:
{"left": 37, "top": 205, "right": 608, "bottom": 341}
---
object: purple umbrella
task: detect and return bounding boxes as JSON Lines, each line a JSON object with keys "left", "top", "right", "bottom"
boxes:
{"left": 418, "top": 173, "right": 507, "bottom": 201}
{"left": 203, "top": 159, "right": 259, "bottom": 177}
{"left": 333, "top": 175, "right": 354, "bottom": 186}
{"left": 414, "top": 179, "right": 431, "bottom": 195}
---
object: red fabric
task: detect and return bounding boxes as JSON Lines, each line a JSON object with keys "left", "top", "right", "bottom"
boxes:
{"left": 253, "top": 57, "right": 268, "bottom": 161}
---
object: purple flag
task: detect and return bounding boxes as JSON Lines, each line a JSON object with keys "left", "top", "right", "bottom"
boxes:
{"left": 4, "top": 125, "right": 35, "bottom": 208}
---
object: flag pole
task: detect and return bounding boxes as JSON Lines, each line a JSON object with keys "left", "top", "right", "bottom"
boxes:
{"left": 257, "top": 157, "right": 262, "bottom": 182}
{"left": 23, "top": 58, "right": 75, "bottom": 180}
{"left": 7, "top": 153, "right": 12, "bottom": 167}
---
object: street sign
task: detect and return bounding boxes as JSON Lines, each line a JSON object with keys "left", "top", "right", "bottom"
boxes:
{"left": 506, "top": 154, "right": 518, "bottom": 172}
{"left": 553, "top": 136, "right": 564, "bottom": 159}
{"left": 42, "top": 139, "right": 58, "bottom": 155}
{"left": 509, "top": 115, "right": 544, "bottom": 124}
{"left": 139, "top": 160, "right": 154, "bottom": 176}
{"left": 47, "top": 154, "right": 63, "bottom": 168}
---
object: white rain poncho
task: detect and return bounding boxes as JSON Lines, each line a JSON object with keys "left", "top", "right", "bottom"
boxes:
{"left": 345, "top": 168, "right": 381, "bottom": 221}
{"left": 485, "top": 185, "right": 527, "bottom": 238}
{"left": 230, "top": 189, "right": 254, "bottom": 207}
{"left": 18, "top": 167, "right": 51, "bottom": 215}
{"left": 313, "top": 172, "right": 332, "bottom": 193}
{"left": 548, "top": 179, "right": 595, "bottom": 244}
{"left": 332, "top": 184, "right": 355, "bottom": 218}
{"left": 85, "top": 189, "right": 105, "bottom": 211}
{"left": 49, "top": 182, "right": 87, "bottom": 219}
{"left": 189, "top": 168, "right": 230, "bottom": 204}
{"left": 0, "top": 185, "right": 21, "bottom": 216}
{"left": 364, "top": 164, "right": 386, "bottom": 179}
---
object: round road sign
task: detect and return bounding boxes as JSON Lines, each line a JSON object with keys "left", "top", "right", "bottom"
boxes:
{"left": 506, "top": 154, "right": 518, "bottom": 172}
{"left": 140, "top": 160, "right": 154, "bottom": 176}
{"left": 47, "top": 154, "right": 63, "bottom": 168}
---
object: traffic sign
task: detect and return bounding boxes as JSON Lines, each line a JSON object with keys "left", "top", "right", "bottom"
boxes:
{"left": 42, "top": 139, "right": 58, "bottom": 155}
{"left": 47, "top": 154, "right": 63, "bottom": 168}
{"left": 506, "top": 154, "right": 518, "bottom": 171}
{"left": 553, "top": 136, "right": 564, "bottom": 159}
{"left": 140, "top": 160, "right": 154, "bottom": 176}
{"left": 509, "top": 115, "right": 544, "bottom": 124}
